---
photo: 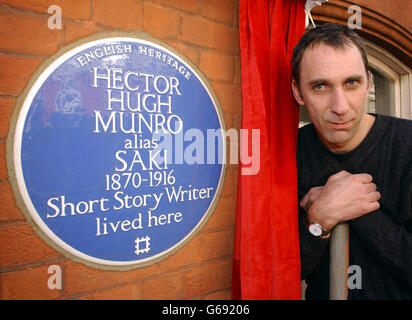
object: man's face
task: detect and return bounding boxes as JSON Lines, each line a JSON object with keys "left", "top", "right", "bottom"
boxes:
{"left": 292, "top": 42, "right": 370, "bottom": 153}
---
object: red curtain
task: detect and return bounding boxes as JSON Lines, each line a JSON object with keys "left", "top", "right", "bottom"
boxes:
{"left": 232, "top": 0, "right": 306, "bottom": 299}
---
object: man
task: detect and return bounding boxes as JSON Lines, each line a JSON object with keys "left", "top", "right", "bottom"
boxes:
{"left": 291, "top": 23, "right": 412, "bottom": 299}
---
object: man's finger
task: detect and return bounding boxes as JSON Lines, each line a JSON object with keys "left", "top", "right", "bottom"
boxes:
{"left": 368, "top": 191, "right": 381, "bottom": 202}
{"left": 299, "top": 193, "right": 309, "bottom": 209}
{"left": 366, "top": 200, "right": 380, "bottom": 212}
{"left": 328, "top": 170, "right": 351, "bottom": 182}
{"left": 364, "top": 182, "right": 377, "bottom": 193}
{"left": 355, "top": 173, "right": 373, "bottom": 184}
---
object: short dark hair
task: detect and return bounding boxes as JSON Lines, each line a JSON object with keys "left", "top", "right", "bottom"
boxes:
{"left": 291, "top": 23, "right": 369, "bottom": 85}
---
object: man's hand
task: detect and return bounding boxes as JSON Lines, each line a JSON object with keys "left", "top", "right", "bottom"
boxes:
{"left": 300, "top": 186, "right": 324, "bottom": 213}
{"left": 301, "top": 170, "right": 381, "bottom": 232}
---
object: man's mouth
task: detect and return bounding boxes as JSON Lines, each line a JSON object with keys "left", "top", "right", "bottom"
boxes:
{"left": 328, "top": 120, "right": 352, "bottom": 129}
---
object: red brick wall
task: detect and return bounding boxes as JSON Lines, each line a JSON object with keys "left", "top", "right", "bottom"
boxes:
{"left": 0, "top": 0, "right": 241, "bottom": 299}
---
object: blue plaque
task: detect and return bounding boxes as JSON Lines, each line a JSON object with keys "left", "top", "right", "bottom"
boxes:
{"left": 10, "top": 33, "right": 226, "bottom": 269}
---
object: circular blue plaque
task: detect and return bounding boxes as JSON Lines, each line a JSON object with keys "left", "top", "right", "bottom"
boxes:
{"left": 11, "top": 33, "right": 226, "bottom": 269}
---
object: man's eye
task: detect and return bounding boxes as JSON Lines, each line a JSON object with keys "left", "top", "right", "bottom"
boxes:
{"left": 314, "top": 84, "right": 325, "bottom": 90}
{"left": 347, "top": 80, "right": 358, "bottom": 86}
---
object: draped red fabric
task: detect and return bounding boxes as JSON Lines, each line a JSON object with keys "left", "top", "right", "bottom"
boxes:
{"left": 232, "top": 0, "right": 306, "bottom": 300}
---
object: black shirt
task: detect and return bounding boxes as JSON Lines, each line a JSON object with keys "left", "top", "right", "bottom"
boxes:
{"left": 297, "top": 114, "right": 412, "bottom": 299}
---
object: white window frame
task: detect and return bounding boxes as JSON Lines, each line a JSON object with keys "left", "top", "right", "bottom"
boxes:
{"left": 364, "top": 39, "right": 412, "bottom": 120}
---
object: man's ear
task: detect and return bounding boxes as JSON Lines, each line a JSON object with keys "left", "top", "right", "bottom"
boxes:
{"left": 291, "top": 79, "right": 305, "bottom": 106}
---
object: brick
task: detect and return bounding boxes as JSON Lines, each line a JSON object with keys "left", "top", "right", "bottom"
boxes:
{"left": 143, "top": 3, "right": 180, "bottom": 40}
{"left": 0, "top": 96, "right": 15, "bottom": 140}
{"left": 64, "top": 20, "right": 99, "bottom": 45}
{"left": 0, "top": 8, "right": 62, "bottom": 56}
{"left": 233, "top": 112, "right": 242, "bottom": 131}
{"left": 234, "top": 0, "right": 239, "bottom": 27}
{"left": 63, "top": 262, "right": 116, "bottom": 296}
{"left": 136, "top": 226, "right": 226, "bottom": 277}
{"left": 152, "top": 0, "right": 198, "bottom": 13}
{"left": 0, "top": 264, "right": 61, "bottom": 299}
{"left": 203, "top": 195, "right": 235, "bottom": 230}
{"left": 67, "top": 231, "right": 228, "bottom": 298}
{"left": 93, "top": 0, "right": 143, "bottom": 31}
{"left": 233, "top": 55, "right": 241, "bottom": 85}
{"left": 202, "top": 288, "right": 232, "bottom": 300}
{"left": 142, "top": 271, "right": 185, "bottom": 299}
{"left": 154, "top": 233, "right": 203, "bottom": 272}
{"left": 233, "top": 167, "right": 239, "bottom": 194}
{"left": 63, "top": 232, "right": 202, "bottom": 296}
{"left": 198, "top": 229, "right": 234, "bottom": 261}
{"left": 0, "top": 0, "right": 242, "bottom": 301}
{"left": 223, "top": 113, "right": 234, "bottom": 130}
{"left": 64, "top": 233, "right": 205, "bottom": 297}
{"left": 78, "top": 283, "right": 143, "bottom": 300}
{"left": 225, "top": 126, "right": 240, "bottom": 166}
{"left": 63, "top": 260, "right": 146, "bottom": 296}
{"left": 183, "top": 258, "right": 232, "bottom": 298}
{"left": 199, "top": 0, "right": 234, "bottom": 24}
{"left": 0, "top": 0, "right": 92, "bottom": 20}
{"left": 0, "top": 182, "right": 25, "bottom": 222}
{"left": 181, "top": 15, "right": 238, "bottom": 53}
{"left": 165, "top": 40, "right": 199, "bottom": 66}
{"left": 220, "top": 167, "right": 235, "bottom": 196}
{"left": 199, "top": 50, "right": 234, "bottom": 82}
{"left": 64, "top": 257, "right": 193, "bottom": 297}
{"left": 0, "top": 141, "right": 7, "bottom": 181}
{"left": 0, "top": 54, "right": 43, "bottom": 96}
{"left": 0, "top": 222, "right": 61, "bottom": 268}
{"left": 211, "top": 82, "right": 242, "bottom": 113}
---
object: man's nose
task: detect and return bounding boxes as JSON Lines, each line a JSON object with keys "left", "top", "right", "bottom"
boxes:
{"left": 330, "top": 87, "right": 350, "bottom": 115}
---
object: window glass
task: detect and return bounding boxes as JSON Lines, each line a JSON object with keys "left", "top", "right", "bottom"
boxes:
{"left": 367, "top": 68, "right": 396, "bottom": 116}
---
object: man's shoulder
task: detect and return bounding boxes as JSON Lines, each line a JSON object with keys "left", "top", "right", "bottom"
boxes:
{"left": 375, "top": 114, "right": 412, "bottom": 166}
{"left": 377, "top": 114, "right": 412, "bottom": 140}
{"left": 377, "top": 113, "right": 412, "bottom": 128}
{"left": 297, "top": 123, "right": 319, "bottom": 165}
{"left": 297, "top": 122, "right": 315, "bottom": 142}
